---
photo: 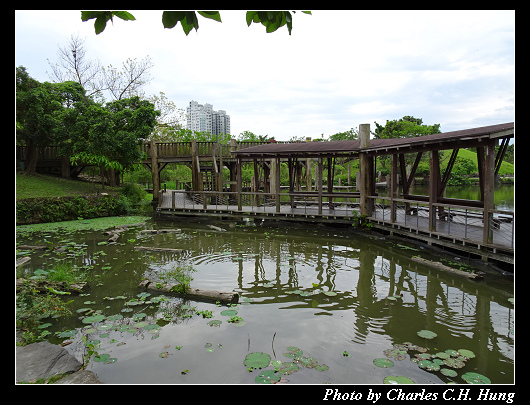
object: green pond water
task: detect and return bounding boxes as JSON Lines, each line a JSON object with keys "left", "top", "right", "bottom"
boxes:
{"left": 16, "top": 216, "right": 514, "bottom": 384}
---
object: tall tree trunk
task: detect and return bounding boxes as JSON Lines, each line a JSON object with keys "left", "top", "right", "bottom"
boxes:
{"left": 24, "top": 141, "right": 37, "bottom": 174}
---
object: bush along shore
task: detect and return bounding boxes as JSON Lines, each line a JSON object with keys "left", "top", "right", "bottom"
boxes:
{"left": 16, "top": 179, "right": 151, "bottom": 225}
{"left": 16, "top": 194, "right": 133, "bottom": 225}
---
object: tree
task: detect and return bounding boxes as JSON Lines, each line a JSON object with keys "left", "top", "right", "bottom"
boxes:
{"left": 146, "top": 92, "right": 186, "bottom": 141}
{"left": 47, "top": 33, "right": 104, "bottom": 98}
{"left": 237, "top": 131, "right": 274, "bottom": 142}
{"left": 80, "top": 11, "right": 311, "bottom": 36}
{"left": 372, "top": 116, "right": 441, "bottom": 172}
{"left": 328, "top": 128, "right": 358, "bottom": 141}
{"left": 47, "top": 34, "right": 154, "bottom": 102}
{"left": 373, "top": 116, "right": 440, "bottom": 139}
{"left": 59, "top": 96, "right": 160, "bottom": 186}
{"left": 16, "top": 66, "right": 86, "bottom": 173}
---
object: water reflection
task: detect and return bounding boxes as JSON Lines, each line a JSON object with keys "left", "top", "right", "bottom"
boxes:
{"left": 17, "top": 219, "right": 513, "bottom": 383}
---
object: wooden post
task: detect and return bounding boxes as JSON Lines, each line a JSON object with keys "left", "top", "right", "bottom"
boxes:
{"left": 191, "top": 140, "right": 199, "bottom": 191}
{"left": 359, "top": 124, "right": 372, "bottom": 216}
{"left": 275, "top": 157, "right": 281, "bottom": 213}
{"left": 428, "top": 150, "right": 440, "bottom": 231}
{"left": 236, "top": 157, "right": 243, "bottom": 211}
{"left": 305, "top": 158, "right": 313, "bottom": 192}
{"left": 150, "top": 139, "right": 160, "bottom": 204}
{"left": 317, "top": 157, "right": 323, "bottom": 215}
{"left": 483, "top": 141, "right": 495, "bottom": 244}
{"left": 390, "top": 154, "right": 398, "bottom": 223}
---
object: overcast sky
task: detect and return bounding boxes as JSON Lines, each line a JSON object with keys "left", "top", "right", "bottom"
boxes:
{"left": 15, "top": 10, "right": 514, "bottom": 141}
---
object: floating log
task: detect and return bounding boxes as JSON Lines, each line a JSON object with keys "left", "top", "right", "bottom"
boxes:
{"left": 17, "top": 245, "right": 47, "bottom": 251}
{"left": 16, "top": 278, "right": 89, "bottom": 294}
{"left": 139, "top": 229, "right": 182, "bottom": 234}
{"left": 207, "top": 225, "right": 226, "bottom": 232}
{"left": 138, "top": 279, "right": 238, "bottom": 304}
{"left": 16, "top": 257, "right": 31, "bottom": 267}
{"left": 134, "top": 246, "right": 185, "bottom": 253}
{"left": 411, "top": 257, "right": 483, "bottom": 280}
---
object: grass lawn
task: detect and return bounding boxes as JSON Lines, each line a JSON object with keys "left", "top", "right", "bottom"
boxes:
{"left": 16, "top": 172, "right": 119, "bottom": 200}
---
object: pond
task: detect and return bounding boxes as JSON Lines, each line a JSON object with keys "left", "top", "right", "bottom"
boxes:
{"left": 16, "top": 216, "right": 514, "bottom": 384}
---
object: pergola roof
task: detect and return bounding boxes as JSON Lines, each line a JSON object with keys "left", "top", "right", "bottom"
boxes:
{"left": 233, "top": 122, "right": 514, "bottom": 158}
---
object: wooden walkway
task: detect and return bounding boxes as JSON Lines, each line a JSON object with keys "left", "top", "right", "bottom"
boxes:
{"left": 157, "top": 190, "right": 514, "bottom": 263}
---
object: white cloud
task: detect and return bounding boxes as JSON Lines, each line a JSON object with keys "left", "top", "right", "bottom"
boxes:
{"left": 15, "top": 10, "right": 514, "bottom": 140}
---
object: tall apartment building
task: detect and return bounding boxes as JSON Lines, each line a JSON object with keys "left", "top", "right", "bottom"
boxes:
{"left": 187, "top": 100, "right": 231, "bottom": 137}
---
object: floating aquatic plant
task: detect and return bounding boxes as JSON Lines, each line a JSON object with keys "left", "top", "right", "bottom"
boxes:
{"left": 384, "top": 348, "right": 407, "bottom": 361}
{"left": 443, "top": 357, "right": 466, "bottom": 369}
{"left": 82, "top": 314, "right": 106, "bottom": 324}
{"left": 373, "top": 358, "right": 394, "bottom": 368}
{"left": 440, "top": 368, "right": 458, "bottom": 377}
{"left": 383, "top": 375, "right": 415, "bottom": 384}
{"left": 279, "top": 362, "right": 299, "bottom": 375}
{"left": 458, "top": 349, "right": 475, "bottom": 359}
{"left": 417, "top": 359, "right": 440, "bottom": 372}
{"left": 255, "top": 370, "right": 281, "bottom": 384}
{"left": 220, "top": 309, "right": 238, "bottom": 317}
{"left": 207, "top": 319, "right": 222, "bottom": 326}
{"left": 93, "top": 354, "right": 117, "bottom": 364}
{"left": 461, "top": 372, "right": 490, "bottom": 384}
{"left": 416, "top": 330, "right": 437, "bottom": 339}
{"left": 244, "top": 352, "right": 271, "bottom": 370}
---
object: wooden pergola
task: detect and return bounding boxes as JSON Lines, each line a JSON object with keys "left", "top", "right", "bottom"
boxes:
{"left": 233, "top": 122, "right": 514, "bottom": 245}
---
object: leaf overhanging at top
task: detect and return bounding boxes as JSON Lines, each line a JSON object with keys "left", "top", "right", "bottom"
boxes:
{"left": 82, "top": 11, "right": 309, "bottom": 35}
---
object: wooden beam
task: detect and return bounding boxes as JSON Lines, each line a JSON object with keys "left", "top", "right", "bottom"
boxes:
{"left": 390, "top": 154, "right": 398, "bottom": 223}
{"left": 359, "top": 123, "right": 372, "bottom": 216}
{"left": 429, "top": 150, "right": 440, "bottom": 231}
{"left": 403, "top": 152, "right": 422, "bottom": 194}
{"left": 236, "top": 157, "right": 243, "bottom": 211}
{"left": 275, "top": 157, "right": 281, "bottom": 213}
{"left": 317, "top": 157, "right": 323, "bottom": 215}
{"left": 150, "top": 139, "right": 160, "bottom": 203}
{"left": 483, "top": 142, "right": 495, "bottom": 244}
{"left": 440, "top": 149, "right": 459, "bottom": 195}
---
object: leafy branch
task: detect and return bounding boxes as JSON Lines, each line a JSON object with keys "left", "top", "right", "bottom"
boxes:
{"left": 81, "top": 11, "right": 311, "bottom": 36}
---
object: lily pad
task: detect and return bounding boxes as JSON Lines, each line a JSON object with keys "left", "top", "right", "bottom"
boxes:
{"left": 461, "top": 372, "right": 491, "bottom": 384}
{"left": 82, "top": 314, "right": 106, "bottom": 324}
{"left": 299, "top": 356, "right": 319, "bottom": 368}
{"left": 384, "top": 348, "right": 407, "bottom": 361}
{"left": 458, "top": 349, "right": 475, "bottom": 359}
{"left": 279, "top": 362, "right": 299, "bottom": 375}
{"left": 56, "top": 329, "right": 77, "bottom": 338}
{"left": 440, "top": 368, "right": 458, "bottom": 377}
{"left": 93, "top": 354, "right": 116, "bottom": 363}
{"left": 323, "top": 291, "right": 338, "bottom": 296}
{"left": 443, "top": 357, "right": 466, "bottom": 369}
{"left": 244, "top": 352, "right": 271, "bottom": 370}
{"left": 255, "top": 370, "right": 281, "bottom": 384}
{"left": 207, "top": 319, "right": 222, "bottom": 326}
{"left": 384, "top": 375, "right": 415, "bottom": 384}
{"left": 220, "top": 309, "right": 238, "bottom": 317}
{"left": 315, "top": 364, "right": 329, "bottom": 372}
{"left": 373, "top": 358, "right": 394, "bottom": 368}
{"left": 417, "top": 360, "right": 440, "bottom": 371}
{"left": 434, "top": 352, "right": 450, "bottom": 359}
{"left": 286, "top": 346, "right": 303, "bottom": 357}
{"left": 417, "top": 330, "right": 437, "bottom": 339}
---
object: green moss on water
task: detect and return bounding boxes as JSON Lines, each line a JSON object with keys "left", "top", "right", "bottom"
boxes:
{"left": 16, "top": 216, "right": 151, "bottom": 237}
